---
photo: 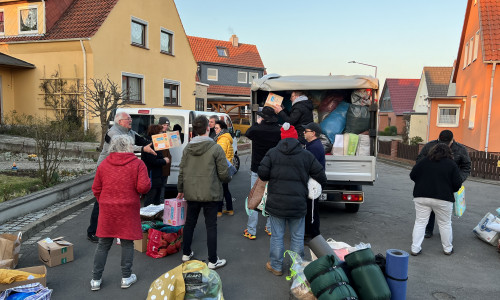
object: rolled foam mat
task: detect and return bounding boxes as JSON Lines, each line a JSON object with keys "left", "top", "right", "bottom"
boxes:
{"left": 308, "top": 234, "right": 338, "bottom": 260}
{"left": 385, "top": 249, "right": 409, "bottom": 300}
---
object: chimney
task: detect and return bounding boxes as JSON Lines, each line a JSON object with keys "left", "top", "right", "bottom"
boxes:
{"left": 230, "top": 34, "right": 239, "bottom": 47}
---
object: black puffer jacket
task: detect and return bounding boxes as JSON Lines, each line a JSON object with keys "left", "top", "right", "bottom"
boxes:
{"left": 246, "top": 121, "right": 281, "bottom": 173}
{"left": 258, "top": 138, "right": 327, "bottom": 218}
{"left": 416, "top": 140, "right": 471, "bottom": 183}
{"left": 277, "top": 99, "right": 314, "bottom": 139}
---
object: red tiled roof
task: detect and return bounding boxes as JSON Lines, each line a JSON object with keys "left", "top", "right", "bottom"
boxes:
{"left": 207, "top": 85, "right": 251, "bottom": 96}
{"left": 187, "top": 36, "right": 265, "bottom": 69}
{"left": 423, "top": 67, "right": 453, "bottom": 97}
{"left": 0, "top": 0, "right": 118, "bottom": 42}
{"left": 479, "top": 0, "right": 500, "bottom": 61}
{"left": 385, "top": 79, "right": 420, "bottom": 115}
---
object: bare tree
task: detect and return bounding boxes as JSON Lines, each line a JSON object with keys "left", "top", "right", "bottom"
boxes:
{"left": 83, "top": 76, "right": 128, "bottom": 150}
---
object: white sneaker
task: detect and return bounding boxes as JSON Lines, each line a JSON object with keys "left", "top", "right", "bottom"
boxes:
{"left": 90, "top": 279, "right": 102, "bottom": 291}
{"left": 121, "top": 274, "right": 137, "bottom": 289}
{"left": 207, "top": 257, "right": 226, "bottom": 270}
{"left": 182, "top": 251, "right": 194, "bottom": 262}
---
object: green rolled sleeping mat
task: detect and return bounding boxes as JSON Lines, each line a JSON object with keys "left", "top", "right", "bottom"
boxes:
{"left": 304, "top": 255, "right": 358, "bottom": 300}
{"left": 344, "top": 248, "right": 391, "bottom": 300}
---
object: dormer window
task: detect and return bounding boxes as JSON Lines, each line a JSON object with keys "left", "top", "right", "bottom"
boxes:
{"left": 19, "top": 7, "right": 38, "bottom": 34}
{"left": 217, "top": 47, "right": 228, "bottom": 57}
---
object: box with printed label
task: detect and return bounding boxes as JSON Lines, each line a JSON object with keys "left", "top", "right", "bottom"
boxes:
{"left": 152, "top": 130, "right": 182, "bottom": 151}
{"left": 134, "top": 232, "right": 148, "bottom": 253}
{"left": 163, "top": 198, "right": 187, "bottom": 226}
{"left": 37, "top": 237, "right": 74, "bottom": 267}
{"left": 264, "top": 92, "right": 283, "bottom": 108}
{"left": 0, "top": 265, "right": 47, "bottom": 292}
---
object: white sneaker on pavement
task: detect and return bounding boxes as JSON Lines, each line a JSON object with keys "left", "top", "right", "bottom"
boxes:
{"left": 182, "top": 251, "right": 194, "bottom": 262}
{"left": 90, "top": 279, "right": 102, "bottom": 291}
{"left": 121, "top": 274, "right": 137, "bottom": 289}
{"left": 207, "top": 257, "right": 226, "bottom": 270}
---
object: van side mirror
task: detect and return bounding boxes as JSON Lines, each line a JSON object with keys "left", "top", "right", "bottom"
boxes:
{"left": 235, "top": 130, "right": 241, "bottom": 138}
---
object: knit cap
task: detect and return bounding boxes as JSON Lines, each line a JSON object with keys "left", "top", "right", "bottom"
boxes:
{"left": 280, "top": 122, "right": 298, "bottom": 139}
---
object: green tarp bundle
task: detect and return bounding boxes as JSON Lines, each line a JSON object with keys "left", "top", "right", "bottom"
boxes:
{"left": 304, "top": 255, "right": 358, "bottom": 300}
{"left": 344, "top": 248, "right": 391, "bottom": 300}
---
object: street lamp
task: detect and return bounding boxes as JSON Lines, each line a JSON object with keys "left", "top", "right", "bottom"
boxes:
{"left": 348, "top": 61, "right": 377, "bottom": 78}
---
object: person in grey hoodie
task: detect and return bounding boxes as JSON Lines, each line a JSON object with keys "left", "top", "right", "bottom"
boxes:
{"left": 273, "top": 90, "right": 314, "bottom": 144}
{"left": 177, "top": 115, "right": 231, "bottom": 270}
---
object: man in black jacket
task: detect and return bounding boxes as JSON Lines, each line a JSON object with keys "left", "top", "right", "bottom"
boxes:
{"left": 416, "top": 130, "right": 471, "bottom": 238}
{"left": 259, "top": 124, "right": 326, "bottom": 276}
{"left": 273, "top": 91, "right": 313, "bottom": 144}
{"left": 243, "top": 107, "right": 281, "bottom": 239}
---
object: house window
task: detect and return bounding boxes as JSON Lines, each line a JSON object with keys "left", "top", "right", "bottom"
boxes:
{"left": 463, "top": 43, "right": 468, "bottom": 69}
{"left": 437, "top": 105, "right": 460, "bottom": 127}
{"left": 249, "top": 72, "right": 259, "bottom": 83}
{"left": 160, "top": 28, "right": 173, "bottom": 54}
{"left": 164, "top": 80, "right": 180, "bottom": 106}
{"left": 207, "top": 68, "right": 218, "bottom": 81}
{"left": 473, "top": 31, "right": 480, "bottom": 61}
{"left": 469, "top": 96, "right": 477, "bottom": 129}
{"left": 122, "top": 73, "right": 144, "bottom": 104}
{"left": 468, "top": 37, "right": 474, "bottom": 65}
{"left": 131, "top": 17, "right": 148, "bottom": 47}
{"left": 238, "top": 71, "right": 247, "bottom": 83}
{"left": 0, "top": 11, "right": 4, "bottom": 34}
{"left": 216, "top": 47, "right": 228, "bottom": 57}
{"left": 195, "top": 98, "right": 204, "bottom": 111}
{"left": 19, "top": 7, "right": 37, "bottom": 34}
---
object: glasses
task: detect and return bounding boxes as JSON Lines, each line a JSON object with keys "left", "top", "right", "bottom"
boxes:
{"left": 120, "top": 118, "right": 132, "bottom": 121}
{"left": 304, "top": 130, "right": 313, "bottom": 133}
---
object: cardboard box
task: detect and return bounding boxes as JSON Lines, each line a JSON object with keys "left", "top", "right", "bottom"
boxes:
{"left": 0, "top": 259, "right": 14, "bottom": 269}
{"left": 163, "top": 198, "right": 187, "bottom": 226}
{"left": 134, "top": 232, "right": 148, "bottom": 253}
{"left": 264, "top": 92, "right": 283, "bottom": 108}
{"left": 152, "top": 130, "right": 182, "bottom": 151}
{"left": 0, "top": 265, "right": 47, "bottom": 292}
{"left": 37, "top": 237, "right": 74, "bottom": 267}
{"left": 0, "top": 232, "right": 22, "bottom": 269}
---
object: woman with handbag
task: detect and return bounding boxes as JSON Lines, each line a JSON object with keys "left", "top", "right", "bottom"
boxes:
{"left": 410, "top": 143, "right": 462, "bottom": 256}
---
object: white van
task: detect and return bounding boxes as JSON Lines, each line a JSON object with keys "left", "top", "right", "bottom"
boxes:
{"left": 109, "top": 108, "right": 241, "bottom": 194}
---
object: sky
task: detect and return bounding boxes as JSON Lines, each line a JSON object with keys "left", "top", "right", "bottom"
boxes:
{"left": 175, "top": 0, "right": 468, "bottom": 89}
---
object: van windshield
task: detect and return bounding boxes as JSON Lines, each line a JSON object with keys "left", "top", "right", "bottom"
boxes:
{"left": 130, "top": 114, "right": 185, "bottom": 141}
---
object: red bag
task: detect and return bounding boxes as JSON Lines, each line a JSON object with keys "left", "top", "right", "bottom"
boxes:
{"left": 146, "top": 228, "right": 183, "bottom": 258}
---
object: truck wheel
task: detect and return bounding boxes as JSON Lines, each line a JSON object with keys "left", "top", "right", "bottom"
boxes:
{"left": 345, "top": 203, "right": 360, "bottom": 213}
{"left": 233, "top": 155, "right": 240, "bottom": 173}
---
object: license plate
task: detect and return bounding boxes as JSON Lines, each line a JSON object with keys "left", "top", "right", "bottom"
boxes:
{"left": 319, "top": 193, "right": 327, "bottom": 201}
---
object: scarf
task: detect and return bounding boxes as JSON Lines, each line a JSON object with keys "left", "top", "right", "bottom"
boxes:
{"left": 292, "top": 95, "right": 308, "bottom": 106}
{"left": 214, "top": 128, "right": 229, "bottom": 141}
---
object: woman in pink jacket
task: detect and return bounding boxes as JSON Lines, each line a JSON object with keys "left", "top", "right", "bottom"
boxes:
{"left": 90, "top": 135, "right": 150, "bottom": 291}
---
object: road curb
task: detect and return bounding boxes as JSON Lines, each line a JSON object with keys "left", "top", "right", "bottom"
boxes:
{"left": 20, "top": 193, "right": 95, "bottom": 241}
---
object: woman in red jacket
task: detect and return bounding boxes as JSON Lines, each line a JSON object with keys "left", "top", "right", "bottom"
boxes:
{"left": 90, "top": 135, "right": 151, "bottom": 291}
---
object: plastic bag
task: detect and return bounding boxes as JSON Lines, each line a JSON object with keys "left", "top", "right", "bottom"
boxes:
{"left": 183, "top": 260, "right": 224, "bottom": 300}
{"left": 319, "top": 92, "right": 344, "bottom": 113}
{"left": 147, "top": 264, "right": 185, "bottom": 300}
{"left": 351, "top": 89, "right": 372, "bottom": 106}
{"left": 345, "top": 105, "right": 370, "bottom": 134}
{"left": 285, "top": 251, "right": 315, "bottom": 300}
{"left": 320, "top": 102, "right": 350, "bottom": 144}
{"left": 318, "top": 134, "right": 332, "bottom": 154}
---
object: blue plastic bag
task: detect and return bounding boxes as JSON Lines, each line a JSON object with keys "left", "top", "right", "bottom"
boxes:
{"left": 320, "top": 101, "right": 350, "bottom": 144}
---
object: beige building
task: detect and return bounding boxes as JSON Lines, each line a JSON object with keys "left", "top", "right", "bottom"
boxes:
{"left": 0, "top": 0, "right": 199, "bottom": 132}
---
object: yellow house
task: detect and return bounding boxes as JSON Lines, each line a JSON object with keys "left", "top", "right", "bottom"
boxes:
{"left": 0, "top": 0, "right": 198, "bottom": 132}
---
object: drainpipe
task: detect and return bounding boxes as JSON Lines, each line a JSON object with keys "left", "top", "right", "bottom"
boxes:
{"left": 426, "top": 97, "right": 430, "bottom": 142}
{"left": 485, "top": 62, "right": 497, "bottom": 153}
{"left": 42, "top": 0, "right": 46, "bottom": 34}
{"left": 80, "top": 40, "right": 88, "bottom": 132}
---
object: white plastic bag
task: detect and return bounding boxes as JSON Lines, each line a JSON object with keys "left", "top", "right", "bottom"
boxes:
{"left": 473, "top": 212, "right": 500, "bottom": 246}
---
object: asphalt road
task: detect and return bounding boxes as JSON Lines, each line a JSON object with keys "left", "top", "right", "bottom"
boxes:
{"left": 15, "top": 154, "right": 500, "bottom": 300}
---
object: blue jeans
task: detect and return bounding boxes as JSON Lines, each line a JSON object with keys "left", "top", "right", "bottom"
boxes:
{"left": 269, "top": 215, "right": 305, "bottom": 272}
{"left": 246, "top": 172, "right": 270, "bottom": 235}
